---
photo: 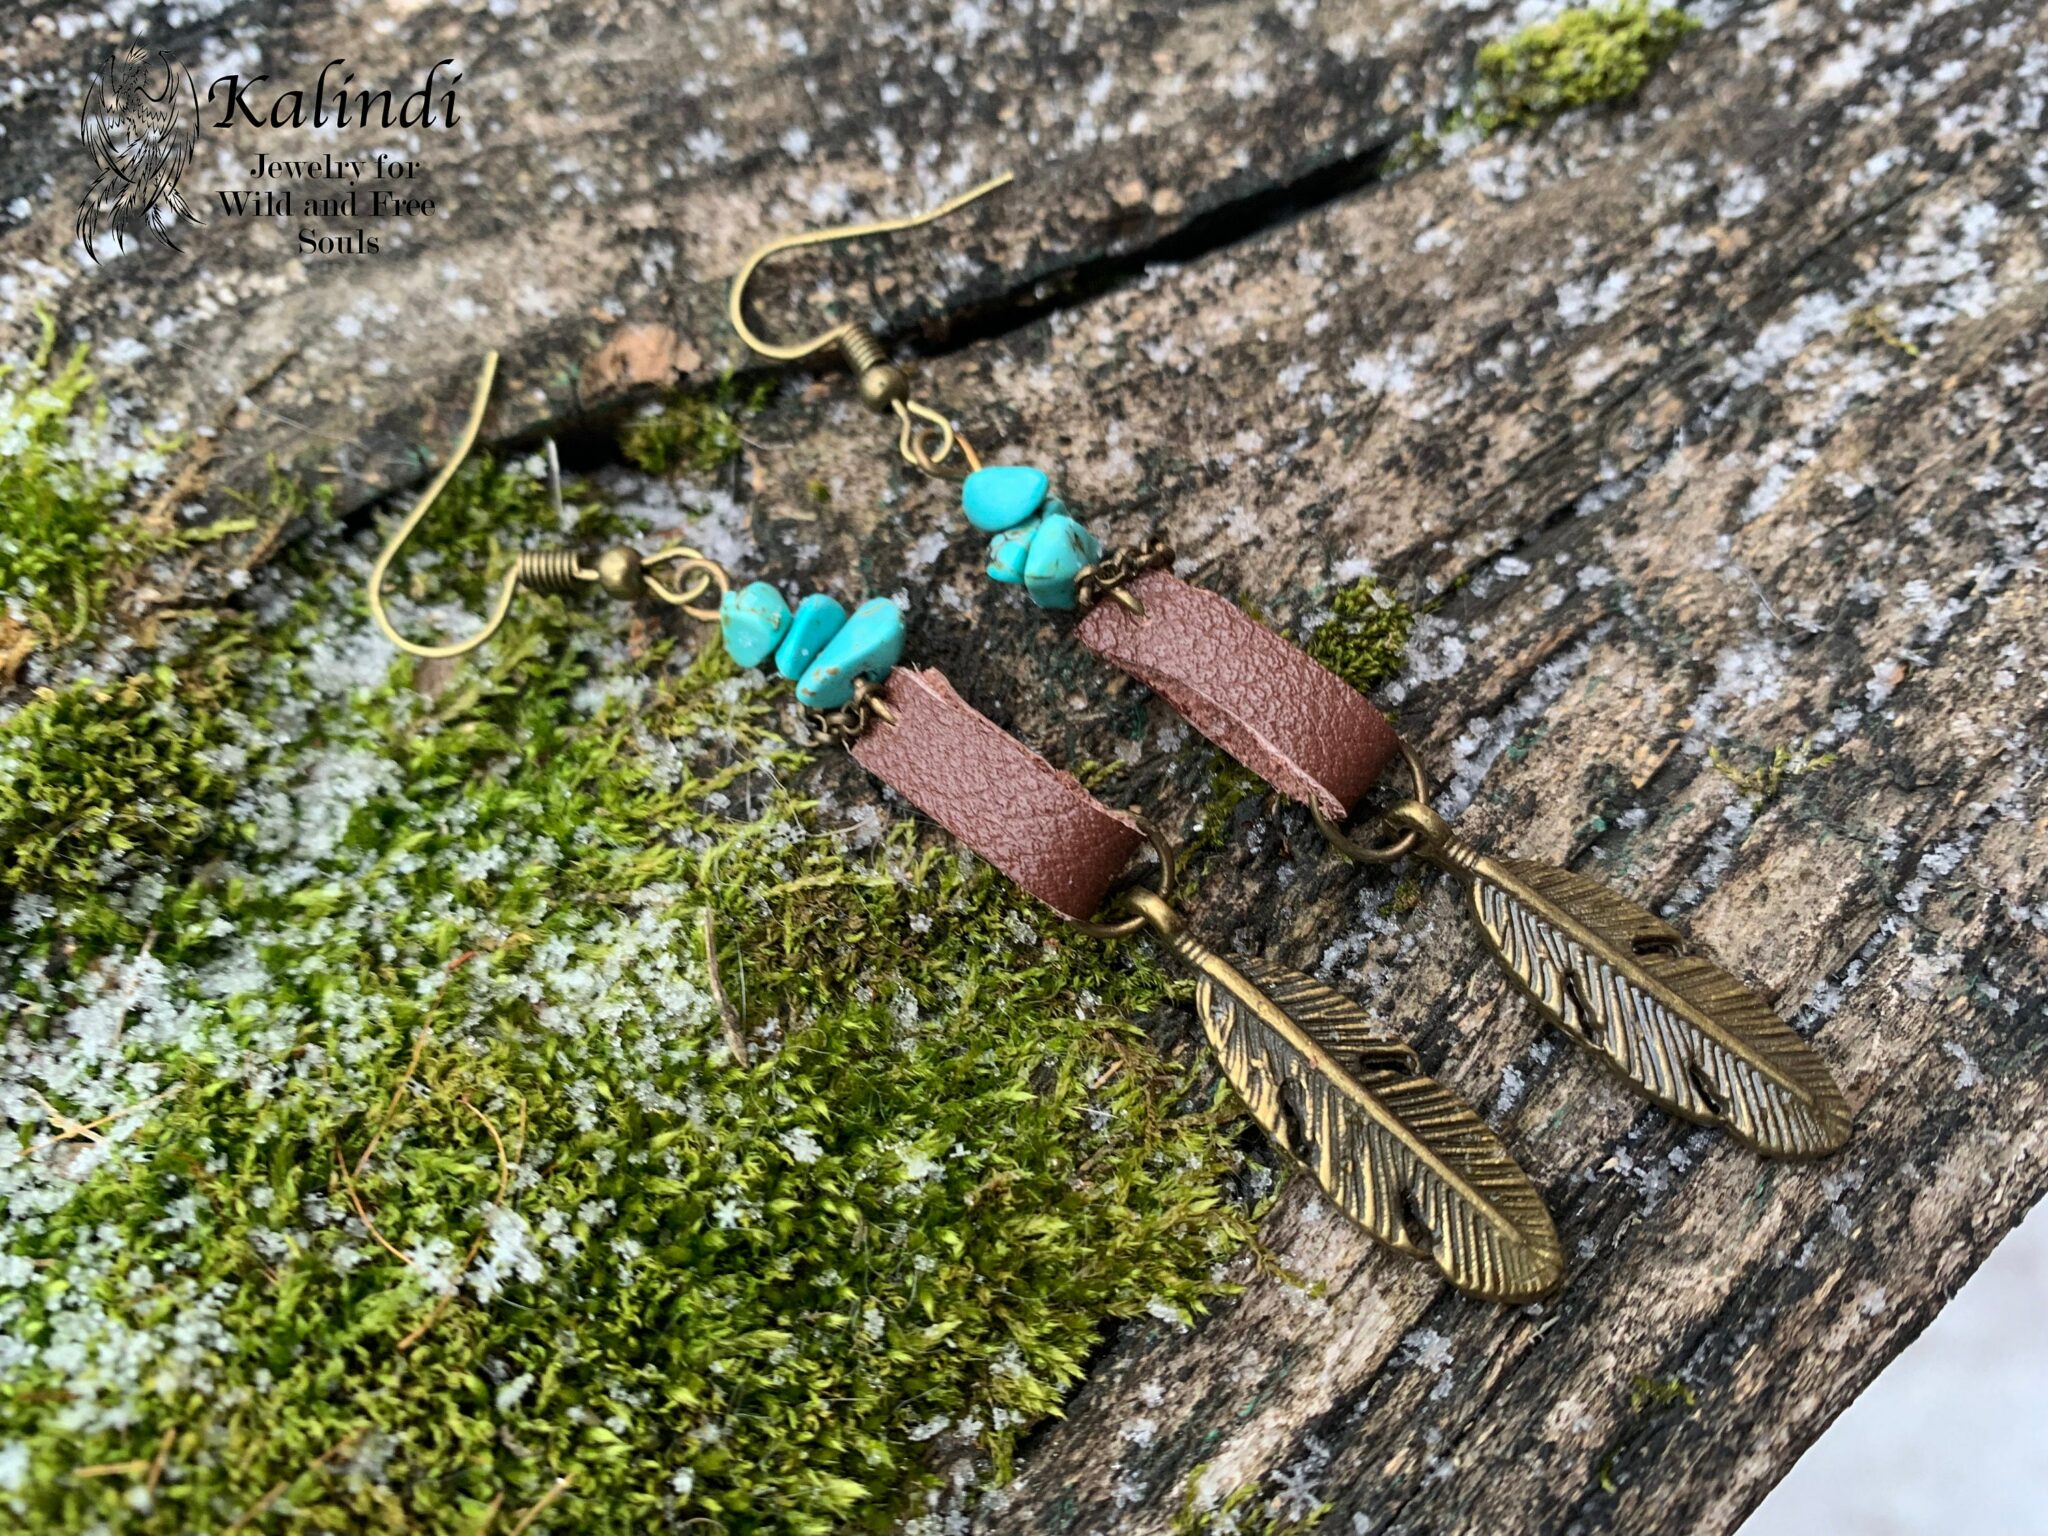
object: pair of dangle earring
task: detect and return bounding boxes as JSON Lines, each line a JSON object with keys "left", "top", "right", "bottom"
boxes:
{"left": 725, "top": 183, "right": 1851, "bottom": 1163}
{"left": 367, "top": 177, "right": 1850, "bottom": 1303}
{"left": 369, "top": 359, "right": 1564, "bottom": 1307}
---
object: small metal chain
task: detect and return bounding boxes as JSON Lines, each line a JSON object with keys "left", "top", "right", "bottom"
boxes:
{"left": 807, "top": 676, "right": 899, "bottom": 746}
{"left": 1075, "top": 534, "right": 1175, "bottom": 615}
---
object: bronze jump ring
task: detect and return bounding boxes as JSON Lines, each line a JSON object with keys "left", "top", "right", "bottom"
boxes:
{"left": 1312, "top": 739, "right": 1432, "bottom": 865}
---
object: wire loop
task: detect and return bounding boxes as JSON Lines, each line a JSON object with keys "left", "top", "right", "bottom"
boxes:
{"left": 1312, "top": 740, "right": 1434, "bottom": 864}
{"left": 893, "top": 399, "right": 982, "bottom": 481}
{"left": 1067, "top": 813, "right": 1181, "bottom": 941}
{"left": 643, "top": 547, "right": 731, "bottom": 621}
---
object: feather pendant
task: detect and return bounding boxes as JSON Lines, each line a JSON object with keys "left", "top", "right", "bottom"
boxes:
{"left": 1385, "top": 803, "right": 1851, "bottom": 1158}
{"left": 1129, "top": 896, "right": 1562, "bottom": 1301}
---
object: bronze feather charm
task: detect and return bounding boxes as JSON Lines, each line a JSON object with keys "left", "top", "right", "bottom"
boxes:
{"left": 1122, "top": 889, "right": 1563, "bottom": 1302}
{"left": 1383, "top": 801, "right": 1851, "bottom": 1158}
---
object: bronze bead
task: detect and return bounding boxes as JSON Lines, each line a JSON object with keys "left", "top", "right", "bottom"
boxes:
{"left": 857, "top": 363, "right": 910, "bottom": 412}
{"left": 595, "top": 546, "right": 645, "bottom": 600}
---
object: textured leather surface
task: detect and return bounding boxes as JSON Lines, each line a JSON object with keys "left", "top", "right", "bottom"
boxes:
{"left": 851, "top": 667, "right": 1144, "bottom": 921}
{"left": 1077, "top": 569, "right": 1401, "bottom": 819}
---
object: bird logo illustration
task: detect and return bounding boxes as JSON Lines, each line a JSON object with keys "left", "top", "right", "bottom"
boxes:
{"left": 76, "top": 46, "right": 204, "bottom": 264}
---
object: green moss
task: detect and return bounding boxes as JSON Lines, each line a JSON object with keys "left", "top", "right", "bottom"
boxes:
{"left": 0, "top": 455, "right": 1252, "bottom": 1531}
{"left": 0, "top": 665, "right": 238, "bottom": 903}
{"left": 1378, "top": 877, "right": 1423, "bottom": 918}
{"left": 1304, "top": 578, "right": 1414, "bottom": 695}
{"left": 1595, "top": 1373, "right": 1697, "bottom": 1495}
{"left": 1384, "top": 125, "right": 1445, "bottom": 178}
{"left": 0, "top": 317, "right": 152, "bottom": 660}
{"left": 1420, "top": 568, "right": 1474, "bottom": 614}
{"left": 220, "top": 455, "right": 337, "bottom": 564}
{"left": 1627, "top": 1374, "right": 1697, "bottom": 1413}
{"left": 1392, "top": 3, "right": 1698, "bottom": 176}
{"left": 1472, "top": 0, "right": 1700, "bottom": 132}
{"left": 1187, "top": 761, "right": 1267, "bottom": 859}
{"left": 620, "top": 375, "right": 776, "bottom": 477}
{"left": 1506, "top": 725, "right": 1550, "bottom": 764}
{"left": 1847, "top": 307, "right": 1922, "bottom": 359}
{"left": 1707, "top": 739, "right": 1834, "bottom": 807}
{"left": 1173, "top": 1465, "right": 1326, "bottom": 1534}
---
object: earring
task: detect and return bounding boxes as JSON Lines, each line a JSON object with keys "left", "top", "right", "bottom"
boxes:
{"left": 836, "top": 664, "right": 1562, "bottom": 1302}
{"left": 718, "top": 200, "right": 1564, "bottom": 1302}
{"left": 1079, "top": 583, "right": 1852, "bottom": 1159}
{"left": 370, "top": 350, "right": 1563, "bottom": 1302}
{"left": 727, "top": 181, "right": 1851, "bottom": 1162}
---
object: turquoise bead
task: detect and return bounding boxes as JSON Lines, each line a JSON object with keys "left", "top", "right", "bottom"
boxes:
{"left": 1022, "top": 511, "right": 1101, "bottom": 610}
{"left": 720, "top": 581, "right": 790, "bottom": 668}
{"left": 773, "top": 594, "right": 848, "bottom": 681}
{"left": 985, "top": 516, "right": 1041, "bottom": 584}
{"left": 795, "top": 598, "right": 905, "bottom": 709}
{"left": 962, "top": 465, "right": 1049, "bottom": 533}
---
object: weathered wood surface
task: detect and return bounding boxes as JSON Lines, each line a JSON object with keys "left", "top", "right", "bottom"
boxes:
{"left": 11, "top": 0, "right": 2048, "bottom": 1531}
{"left": 1, "top": 0, "right": 1480, "bottom": 532}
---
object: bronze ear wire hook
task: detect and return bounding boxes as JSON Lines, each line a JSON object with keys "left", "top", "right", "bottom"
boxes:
{"left": 727, "top": 173, "right": 1012, "bottom": 481}
{"left": 368, "top": 351, "right": 732, "bottom": 658}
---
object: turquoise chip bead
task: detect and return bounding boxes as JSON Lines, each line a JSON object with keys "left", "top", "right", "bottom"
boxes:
{"left": 1022, "top": 511, "right": 1101, "bottom": 610}
{"left": 962, "top": 465, "right": 1050, "bottom": 533}
{"left": 773, "top": 593, "right": 848, "bottom": 681}
{"left": 720, "top": 581, "right": 790, "bottom": 668}
{"left": 985, "top": 516, "right": 1041, "bottom": 584}
{"left": 795, "top": 598, "right": 906, "bottom": 709}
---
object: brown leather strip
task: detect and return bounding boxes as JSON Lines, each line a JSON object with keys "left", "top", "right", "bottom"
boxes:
{"left": 1077, "top": 569, "right": 1400, "bottom": 820}
{"left": 850, "top": 667, "right": 1144, "bottom": 921}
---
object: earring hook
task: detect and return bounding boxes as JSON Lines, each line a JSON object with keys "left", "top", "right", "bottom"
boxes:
{"left": 368, "top": 351, "right": 518, "bottom": 659}
{"left": 726, "top": 172, "right": 1014, "bottom": 363}
{"left": 727, "top": 173, "right": 1011, "bottom": 478}
{"left": 368, "top": 352, "right": 733, "bottom": 659}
